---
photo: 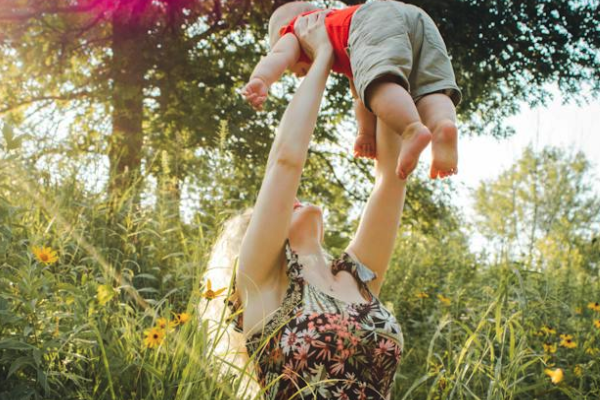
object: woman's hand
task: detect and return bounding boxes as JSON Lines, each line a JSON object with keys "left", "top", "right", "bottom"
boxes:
{"left": 294, "top": 11, "right": 333, "bottom": 61}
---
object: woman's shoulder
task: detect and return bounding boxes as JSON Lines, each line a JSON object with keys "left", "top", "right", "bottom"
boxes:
{"left": 334, "top": 248, "right": 378, "bottom": 284}
{"left": 227, "top": 239, "right": 303, "bottom": 335}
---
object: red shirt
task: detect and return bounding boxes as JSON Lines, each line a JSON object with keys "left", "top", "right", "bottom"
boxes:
{"left": 279, "top": 5, "right": 361, "bottom": 78}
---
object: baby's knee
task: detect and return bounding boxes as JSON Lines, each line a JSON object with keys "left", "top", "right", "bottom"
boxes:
{"left": 364, "top": 75, "right": 407, "bottom": 111}
{"left": 429, "top": 118, "right": 456, "bottom": 134}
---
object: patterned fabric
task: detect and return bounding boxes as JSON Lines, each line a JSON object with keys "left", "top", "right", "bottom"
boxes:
{"left": 227, "top": 241, "right": 404, "bottom": 399}
{"left": 278, "top": 5, "right": 361, "bottom": 77}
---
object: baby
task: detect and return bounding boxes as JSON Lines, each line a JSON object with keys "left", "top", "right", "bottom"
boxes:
{"left": 242, "top": 1, "right": 462, "bottom": 179}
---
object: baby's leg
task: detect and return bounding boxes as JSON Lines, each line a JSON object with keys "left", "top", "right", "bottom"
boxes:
{"left": 353, "top": 98, "right": 377, "bottom": 159}
{"left": 366, "top": 78, "right": 431, "bottom": 179}
{"left": 416, "top": 93, "right": 457, "bottom": 179}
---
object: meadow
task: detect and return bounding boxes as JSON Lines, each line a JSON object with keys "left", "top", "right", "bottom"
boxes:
{"left": 2, "top": 144, "right": 599, "bottom": 400}
{"left": 1, "top": 0, "right": 599, "bottom": 399}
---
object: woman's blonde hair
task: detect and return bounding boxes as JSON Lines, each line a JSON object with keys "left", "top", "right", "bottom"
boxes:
{"left": 200, "top": 208, "right": 259, "bottom": 398}
{"left": 200, "top": 206, "right": 330, "bottom": 397}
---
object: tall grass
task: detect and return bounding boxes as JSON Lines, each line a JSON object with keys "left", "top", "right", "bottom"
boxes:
{"left": 385, "top": 230, "right": 600, "bottom": 399}
{"left": 0, "top": 158, "right": 254, "bottom": 400}
{"left": 1, "top": 156, "right": 599, "bottom": 400}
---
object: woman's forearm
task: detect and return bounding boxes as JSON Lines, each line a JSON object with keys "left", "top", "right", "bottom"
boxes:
{"left": 269, "top": 51, "right": 333, "bottom": 168}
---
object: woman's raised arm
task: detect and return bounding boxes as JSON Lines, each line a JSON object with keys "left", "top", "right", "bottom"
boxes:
{"left": 238, "top": 13, "right": 333, "bottom": 291}
{"left": 347, "top": 121, "right": 407, "bottom": 296}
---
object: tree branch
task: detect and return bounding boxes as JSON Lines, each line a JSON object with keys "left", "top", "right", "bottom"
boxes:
{"left": 0, "top": 91, "right": 92, "bottom": 115}
{"left": 191, "top": 0, "right": 251, "bottom": 45}
{"left": 312, "top": 150, "right": 369, "bottom": 203}
{"left": 0, "top": 0, "right": 105, "bottom": 21}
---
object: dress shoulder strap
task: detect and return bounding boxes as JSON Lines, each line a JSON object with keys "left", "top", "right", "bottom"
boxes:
{"left": 332, "top": 250, "right": 378, "bottom": 301}
{"left": 334, "top": 250, "right": 378, "bottom": 283}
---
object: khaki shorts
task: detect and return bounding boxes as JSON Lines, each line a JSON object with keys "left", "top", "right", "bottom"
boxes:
{"left": 348, "top": 1, "right": 462, "bottom": 110}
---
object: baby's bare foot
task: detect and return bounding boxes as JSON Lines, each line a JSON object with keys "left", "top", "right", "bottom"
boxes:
{"left": 353, "top": 133, "right": 376, "bottom": 159}
{"left": 430, "top": 120, "right": 458, "bottom": 179}
{"left": 396, "top": 122, "right": 432, "bottom": 180}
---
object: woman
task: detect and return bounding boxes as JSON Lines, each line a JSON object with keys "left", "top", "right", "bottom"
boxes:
{"left": 230, "top": 12, "right": 407, "bottom": 400}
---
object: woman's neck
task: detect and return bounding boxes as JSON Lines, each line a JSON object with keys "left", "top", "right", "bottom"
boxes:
{"left": 288, "top": 230, "right": 322, "bottom": 256}
{"left": 293, "top": 241, "right": 322, "bottom": 257}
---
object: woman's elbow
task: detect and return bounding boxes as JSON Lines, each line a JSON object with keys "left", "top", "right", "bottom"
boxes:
{"left": 270, "top": 145, "right": 305, "bottom": 171}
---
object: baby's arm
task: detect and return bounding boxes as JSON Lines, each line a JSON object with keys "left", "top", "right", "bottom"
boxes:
{"left": 349, "top": 79, "right": 377, "bottom": 158}
{"left": 349, "top": 79, "right": 375, "bottom": 132}
{"left": 242, "top": 34, "right": 302, "bottom": 110}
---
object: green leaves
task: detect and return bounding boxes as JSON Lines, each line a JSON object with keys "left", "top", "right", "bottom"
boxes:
{"left": 1, "top": 123, "right": 29, "bottom": 152}
{"left": 473, "top": 146, "right": 600, "bottom": 268}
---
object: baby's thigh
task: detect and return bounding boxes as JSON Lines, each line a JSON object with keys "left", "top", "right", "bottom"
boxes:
{"left": 407, "top": 6, "right": 462, "bottom": 106}
{"left": 349, "top": 1, "right": 413, "bottom": 110}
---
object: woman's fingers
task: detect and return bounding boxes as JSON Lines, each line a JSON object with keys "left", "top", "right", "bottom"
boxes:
{"left": 313, "top": 10, "right": 327, "bottom": 27}
{"left": 295, "top": 11, "right": 332, "bottom": 59}
{"left": 301, "top": 11, "right": 327, "bottom": 33}
{"left": 294, "top": 12, "right": 308, "bottom": 33}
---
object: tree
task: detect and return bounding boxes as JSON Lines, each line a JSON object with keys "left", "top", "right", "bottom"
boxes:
{"left": 473, "top": 146, "right": 600, "bottom": 273}
{"left": 0, "top": 0, "right": 253, "bottom": 200}
{"left": 1, "top": 0, "right": 598, "bottom": 221}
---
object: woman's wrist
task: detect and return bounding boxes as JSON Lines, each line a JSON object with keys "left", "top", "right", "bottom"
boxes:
{"left": 312, "top": 46, "right": 334, "bottom": 70}
{"left": 295, "top": 11, "right": 332, "bottom": 65}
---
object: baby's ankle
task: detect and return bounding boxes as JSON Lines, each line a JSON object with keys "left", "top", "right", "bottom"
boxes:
{"left": 357, "top": 129, "right": 376, "bottom": 138}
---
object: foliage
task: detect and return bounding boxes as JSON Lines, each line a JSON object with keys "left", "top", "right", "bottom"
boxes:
{"left": 473, "top": 146, "right": 600, "bottom": 273}
{"left": 1, "top": 0, "right": 599, "bottom": 204}
{"left": 379, "top": 147, "right": 600, "bottom": 399}
{"left": 0, "top": 156, "right": 245, "bottom": 400}
{"left": 2, "top": 144, "right": 600, "bottom": 399}
{"left": 0, "top": 1, "right": 599, "bottom": 398}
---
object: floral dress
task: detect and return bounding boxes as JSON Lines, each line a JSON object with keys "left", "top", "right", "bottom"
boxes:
{"left": 228, "top": 241, "right": 404, "bottom": 399}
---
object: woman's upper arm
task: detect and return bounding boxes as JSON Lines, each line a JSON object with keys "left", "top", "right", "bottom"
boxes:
{"left": 238, "top": 159, "right": 301, "bottom": 290}
{"left": 238, "top": 12, "right": 332, "bottom": 294}
{"left": 346, "top": 121, "right": 407, "bottom": 295}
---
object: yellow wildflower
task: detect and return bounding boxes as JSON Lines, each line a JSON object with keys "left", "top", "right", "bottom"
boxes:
{"left": 585, "top": 347, "right": 599, "bottom": 356}
{"left": 437, "top": 294, "right": 451, "bottom": 306}
{"left": 559, "top": 334, "right": 577, "bottom": 349}
{"left": 97, "top": 284, "right": 118, "bottom": 306}
{"left": 574, "top": 307, "right": 582, "bottom": 315}
{"left": 543, "top": 343, "right": 557, "bottom": 354}
{"left": 143, "top": 327, "right": 165, "bottom": 348}
{"left": 574, "top": 365, "right": 583, "bottom": 377}
{"left": 416, "top": 292, "right": 429, "bottom": 299}
{"left": 202, "top": 279, "right": 227, "bottom": 301}
{"left": 156, "top": 317, "right": 177, "bottom": 330}
{"left": 540, "top": 325, "right": 557, "bottom": 335}
{"left": 32, "top": 246, "right": 58, "bottom": 265}
{"left": 593, "top": 320, "right": 600, "bottom": 329}
{"left": 588, "top": 302, "right": 600, "bottom": 312}
{"left": 175, "top": 312, "right": 191, "bottom": 325}
{"left": 559, "top": 334, "right": 572, "bottom": 340}
{"left": 544, "top": 368, "right": 564, "bottom": 384}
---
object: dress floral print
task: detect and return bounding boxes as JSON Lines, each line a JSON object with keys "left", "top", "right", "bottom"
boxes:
{"left": 228, "top": 241, "right": 404, "bottom": 399}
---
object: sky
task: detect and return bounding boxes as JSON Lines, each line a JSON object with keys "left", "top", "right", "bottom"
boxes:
{"left": 417, "top": 88, "right": 600, "bottom": 250}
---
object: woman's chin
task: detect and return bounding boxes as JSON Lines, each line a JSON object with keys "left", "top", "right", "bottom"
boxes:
{"left": 298, "top": 203, "right": 321, "bottom": 215}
